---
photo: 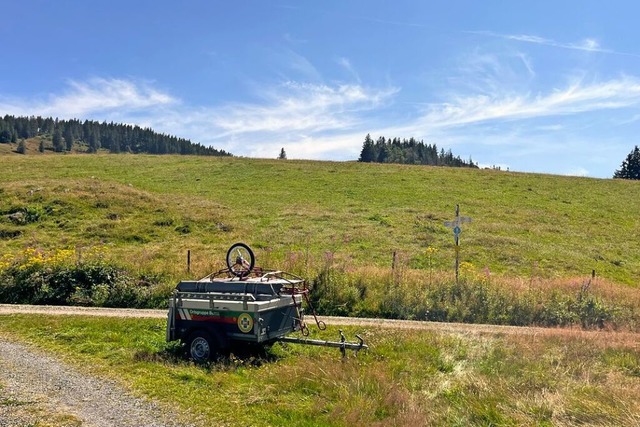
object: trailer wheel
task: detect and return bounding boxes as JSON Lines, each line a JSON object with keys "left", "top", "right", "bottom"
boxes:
{"left": 187, "top": 331, "right": 216, "bottom": 363}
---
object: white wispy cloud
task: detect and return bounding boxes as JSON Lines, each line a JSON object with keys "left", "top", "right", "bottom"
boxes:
{"left": 0, "top": 78, "right": 175, "bottom": 118}
{"left": 474, "top": 31, "right": 640, "bottom": 57}
{"left": 283, "top": 33, "right": 308, "bottom": 45}
{"left": 516, "top": 52, "right": 535, "bottom": 78}
{"left": 284, "top": 50, "right": 323, "bottom": 82}
{"left": 565, "top": 167, "right": 590, "bottom": 177}
{"left": 506, "top": 34, "right": 602, "bottom": 52}
{"left": 446, "top": 49, "right": 536, "bottom": 98}
{"left": 336, "top": 57, "right": 361, "bottom": 83}
{"left": 416, "top": 77, "right": 640, "bottom": 129}
{"left": 209, "top": 81, "right": 398, "bottom": 136}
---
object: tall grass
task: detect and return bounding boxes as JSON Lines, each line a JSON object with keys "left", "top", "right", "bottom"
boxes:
{"left": 306, "top": 257, "right": 640, "bottom": 331}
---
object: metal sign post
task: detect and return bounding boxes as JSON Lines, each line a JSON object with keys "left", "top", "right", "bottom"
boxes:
{"left": 444, "top": 204, "right": 472, "bottom": 284}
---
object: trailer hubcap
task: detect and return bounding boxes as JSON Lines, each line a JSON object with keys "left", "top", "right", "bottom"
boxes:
{"left": 190, "top": 337, "right": 210, "bottom": 360}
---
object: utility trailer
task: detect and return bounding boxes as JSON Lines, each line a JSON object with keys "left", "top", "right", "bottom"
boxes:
{"left": 167, "top": 243, "right": 367, "bottom": 361}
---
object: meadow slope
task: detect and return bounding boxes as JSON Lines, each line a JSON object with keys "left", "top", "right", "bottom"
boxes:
{"left": 1, "top": 154, "right": 639, "bottom": 285}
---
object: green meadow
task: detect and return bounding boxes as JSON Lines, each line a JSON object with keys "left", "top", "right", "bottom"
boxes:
{"left": 2, "top": 154, "right": 639, "bottom": 279}
{"left": 1, "top": 154, "right": 639, "bottom": 328}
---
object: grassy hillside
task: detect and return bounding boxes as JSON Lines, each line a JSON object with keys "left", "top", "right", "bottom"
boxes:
{"left": 1, "top": 154, "right": 639, "bottom": 285}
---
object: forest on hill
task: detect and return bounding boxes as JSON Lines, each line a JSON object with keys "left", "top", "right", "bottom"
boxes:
{"left": 0, "top": 114, "right": 231, "bottom": 156}
{"left": 358, "top": 134, "right": 478, "bottom": 168}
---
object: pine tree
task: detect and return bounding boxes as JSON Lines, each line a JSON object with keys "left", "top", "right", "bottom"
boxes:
{"left": 63, "top": 126, "right": 74, "bottom": 151}
{"left": 358, "top": 134, "right": 375, "bottom": 162}
{"left": 88, "top": 129, "right": 100, "bottom": 153}
{"left": 614, "top": 146, "right": 640, "bottom": 180}
{"left": 52, "top": 128, "right": 64, "bottom": 152}
{"left": 358, "top": 134, "right": 376, "bottom": 163}
{"left": 278, "top": 147, "right": 287, "bottom": 159}
{"left": 0, "top": 129, "right": 11, "bottom": 143}
{"left": 16, "top": 139, "right": 26, "bottom": 154}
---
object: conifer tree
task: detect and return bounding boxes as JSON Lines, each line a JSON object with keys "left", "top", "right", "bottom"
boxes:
{"left": 88, "top": 129, "right": 100, "bottom": 153}
{"left": 614, "top": 146, "right": 640, "bottom": 180}
{"left": 0, "top": 129, "right": 11, "bottom": 143}
{"left": 278, "top": 147, "right": 287, "bottom": 159}
{"left": 63, "top": 126, "right": 74, "bottom": 151}
{"left": 358, "top": 134, "right": 375, "bottom": 162}
{"left": 16, "top": 139, "right": 26, "bottom": 154}
{"left": 52, "top": 128, "right": 64, "bottom": 152}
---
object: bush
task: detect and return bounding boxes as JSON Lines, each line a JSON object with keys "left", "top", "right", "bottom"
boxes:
{"left": 310, "top": 268, "right": 361, "bottom": 316}
{"left": 3, "top": 206, "right": 44, "bottom": 225}
{"left": 0, "top": 248, "right": 169, "bottom": 308}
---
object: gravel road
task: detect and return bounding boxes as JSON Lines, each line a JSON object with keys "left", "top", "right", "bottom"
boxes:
{"left": 1, "top": 303, "right": 637, "bottom": 340}
{"left": 1, "top": 304, "right": 637, "bottom": 426}
{"left": 0, "top": 338, "right": 195, "bottom": 427}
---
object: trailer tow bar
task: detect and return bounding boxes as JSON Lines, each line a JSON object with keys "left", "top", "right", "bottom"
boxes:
{"left": 278, "top": 330, "right": 368, "bottom": 358}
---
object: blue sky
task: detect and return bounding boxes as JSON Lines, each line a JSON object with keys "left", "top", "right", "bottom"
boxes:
{"left": 2, "top": 1, "right": 640, "bottom": 178}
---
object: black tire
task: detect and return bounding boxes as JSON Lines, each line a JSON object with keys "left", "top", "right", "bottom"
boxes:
{"left": 187, "top": 331, "right": 216, "bottom": 363}
{"left": 226, "top": 243, "right": 255, "bottom": 277}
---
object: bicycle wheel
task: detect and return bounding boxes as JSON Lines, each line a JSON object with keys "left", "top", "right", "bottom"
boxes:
{"left": 225, "top": 243, "right": 255, "bottom": 277}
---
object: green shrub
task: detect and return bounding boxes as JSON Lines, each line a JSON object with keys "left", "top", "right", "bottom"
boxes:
{"left": 3, "top": 206, "right": 44, "bottom": 225}
{"left": 310, "top": 268, "right": 360, "bottom": 316}
{"left": 0, "top": 248, "right": 169, "bottom": 308}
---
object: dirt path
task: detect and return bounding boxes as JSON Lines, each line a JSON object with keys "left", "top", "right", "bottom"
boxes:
{"left": 2, "top": 303, "right": 638, "bottom": 341}
{"left": 0, "top": 338, "right": 195, "bottom": 427}
{"left": 1, "top": 303, "right": 638, "bottom": 426}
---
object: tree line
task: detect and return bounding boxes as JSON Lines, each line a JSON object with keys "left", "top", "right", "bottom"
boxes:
{"left": 358, "top": 134, "right": 478, "bottom": 168}
{"left": 0, "top": 115, "right": 231, "bottom": 156}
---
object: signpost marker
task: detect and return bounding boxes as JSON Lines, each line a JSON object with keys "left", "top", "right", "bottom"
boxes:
{"left": 444, "top": 204, "right": 472, "bottom": 284}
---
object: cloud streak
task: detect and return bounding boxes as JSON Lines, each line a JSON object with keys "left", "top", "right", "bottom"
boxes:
{"left": 474, "top": 31, "right": 640, "bottom": 58}
{"left": 209, "top": 81, "right": 398, "bottom": 137}
{"left": 417, "top": 77, "right": 640, "bottom": 130}
{"left": 0, "top": 78, "right": 176, "bottom": 118}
